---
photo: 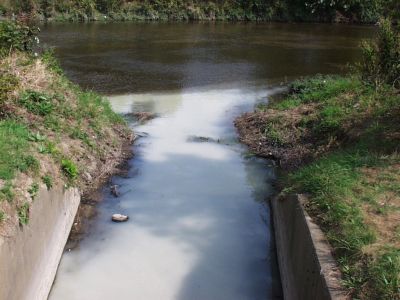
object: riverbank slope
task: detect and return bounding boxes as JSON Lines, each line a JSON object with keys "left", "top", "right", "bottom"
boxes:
{"left": 0, "top": 21, "right": 132, "bottom": 299}
{"left": 236, "top": 74, "right": 400, "bottom": 299}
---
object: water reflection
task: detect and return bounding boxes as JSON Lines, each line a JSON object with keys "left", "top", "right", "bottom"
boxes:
{"left": 40, "top": 22, "right": 374, "bottom": 94}
{"left": 50, "top": 88, "right": 281, "bottom": 300}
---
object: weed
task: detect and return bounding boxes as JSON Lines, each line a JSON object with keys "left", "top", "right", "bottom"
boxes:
{"left": 19, "top": 91, "right": 54, "bottom": 116}
{"left": 42, "top": 175, "right": 53, "bottom": 190}
{"left": 0, "top": 210, "right": 5, "bottom": 222}
{"left": 28, "top": 132, "right": 47, "bottom": 142}
{"left": 61, "top": 159, "right": 78, "bottom": 180}
{"left": 17, "top": 202, "right": 29, "bottom": 225}
{"left": 28, "top": 182, "right": 39, "bottom": 200}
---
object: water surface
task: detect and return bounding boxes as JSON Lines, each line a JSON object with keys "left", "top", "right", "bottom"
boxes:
{"left": 42, "top": 22, "right": 374, "bottom": 300}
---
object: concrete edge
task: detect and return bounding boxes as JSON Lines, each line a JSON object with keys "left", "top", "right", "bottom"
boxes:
{"left": 0, "top": 185, "right": 80, "bottom": 300}
{"left": 272, "top": 193, "right": 348, "bottom": 300}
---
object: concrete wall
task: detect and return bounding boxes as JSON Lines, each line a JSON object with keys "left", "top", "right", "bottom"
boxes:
{"left": 272, "top": 194, "right": 347, "bottom": 300}
{"left": 0, "top": 186, "right": 80, "bottom": 300}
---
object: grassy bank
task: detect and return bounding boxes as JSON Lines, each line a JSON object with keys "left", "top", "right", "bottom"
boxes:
{"left": 0, "top": 0, "right": 398, "bottom": 23}
{"left": 0, "top": 21, "right": 132, "bottom": 235}
{"left": 235, "top": 21, "right": 400, "bottom": 299}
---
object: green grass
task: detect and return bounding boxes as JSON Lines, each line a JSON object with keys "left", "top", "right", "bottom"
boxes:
{"left": 273, "top": 75, "right": 362, "bottom": 110}
{"left": 0, "top": 120, "right": 30, "bottom": 180}
{"left": 276, "top": 75, "right": 400, "bottom": 299}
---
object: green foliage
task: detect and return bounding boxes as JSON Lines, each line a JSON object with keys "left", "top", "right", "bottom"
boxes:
{"left": 359, "top": 18, "right": 400, "bottom": 89}
{"left": 61, "top": 159, "right": 78, "bottom": 180}
{"left": 28, "top": 131, "right": 46, "bottom": 142}
{"left": 19, "top": 91, "right": 54, "bottom": 116}
{"left": 17, "top": 202, "right": 29, "bottom": 225}
{"left": 0, "top": 21, "right": 39, "bottom": 56}
{"left": 42, "top": 174, "right": 53, "bottom": 190}
{"left": 0, "top": 0, "right": 395, "bottom": 23}
{"left": 28, "top": 182, "right": 39, "bottom": 199}
{"left": 304, "top": 0, "right": 383, "bottom": 22}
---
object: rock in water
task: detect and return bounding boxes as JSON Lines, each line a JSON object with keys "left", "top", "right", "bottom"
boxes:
{"left": 112, "top": 214, "right": 129, "bottom": 222}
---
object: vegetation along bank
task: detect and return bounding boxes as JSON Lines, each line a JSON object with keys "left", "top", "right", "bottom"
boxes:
{"left": 236, "top": 19, "right": 400, "bottom": 299}
{"left": 0, "top": 0, "right": 399, "bottom": 23}
{"left": 0, "top": 20, "right": 132, "bottom": 238}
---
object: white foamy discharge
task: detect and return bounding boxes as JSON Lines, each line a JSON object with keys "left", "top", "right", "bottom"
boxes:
{"left": 49, "top": 87, "right": 281, "bottom": 300}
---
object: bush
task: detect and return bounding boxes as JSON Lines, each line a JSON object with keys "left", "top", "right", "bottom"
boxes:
{"left": 61, "top": 159, "right": 78, "bottom": 180}
{"left": 359, "top": 18, "right": 400, "bottom": 89}
{"left": 0, "top": 21, "right": 39, "bottom": 56}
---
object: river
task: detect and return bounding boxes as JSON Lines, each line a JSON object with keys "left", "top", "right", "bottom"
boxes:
{"left": 40, "top": 22, "right": 373, "bottom": 300}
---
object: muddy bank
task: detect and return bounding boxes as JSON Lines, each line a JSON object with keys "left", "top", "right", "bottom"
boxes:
{"left": 67, "top": 135, "right": 133, "bottom": 249}
{"left": 234, "top": 103, "right": 338, "bottom": 170}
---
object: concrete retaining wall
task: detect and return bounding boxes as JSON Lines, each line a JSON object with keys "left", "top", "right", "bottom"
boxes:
{"left": 272, "top": 194, "right": 347, "bottom": 300}
{"left": 0, "top": 186, "right": 80, "bottom": 300}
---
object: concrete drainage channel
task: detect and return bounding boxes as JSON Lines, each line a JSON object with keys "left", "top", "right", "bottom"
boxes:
{"left": 0, "top": 189, "right": 346, "bottom": 300}
{"left": 272, "top": 194, "right": 348, "bottom": 300}
{"left": 0, "top": 186, "right": 80, "bottom": 300}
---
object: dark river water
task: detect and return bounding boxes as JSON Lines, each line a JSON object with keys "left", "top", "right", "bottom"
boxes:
{"left": 40, "top": 22, "right": 374, "bottom": 300}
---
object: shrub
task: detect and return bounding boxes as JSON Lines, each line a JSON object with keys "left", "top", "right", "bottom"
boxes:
{"left": 359, "top": 18, "right": 400, "bottom": 89}
{"left": 0, "top": 21, "right": 39, "bottom": 56}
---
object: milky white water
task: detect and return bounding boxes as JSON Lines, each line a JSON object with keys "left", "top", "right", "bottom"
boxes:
{"left": 49, "top": 87, "right": 281, "bottom": 300}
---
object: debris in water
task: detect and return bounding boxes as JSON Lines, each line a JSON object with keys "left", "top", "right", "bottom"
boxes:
{"left": 110, "top": 185, "right": 120, "bottom": 197}
{"left": 112, "top": 214, "right": 129, "bottom": 222}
